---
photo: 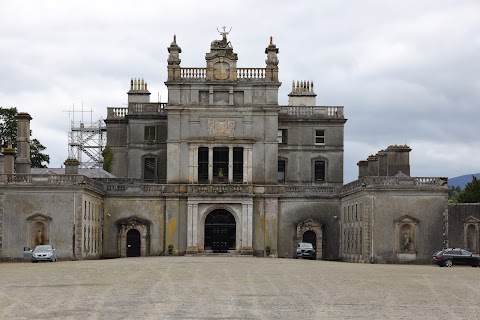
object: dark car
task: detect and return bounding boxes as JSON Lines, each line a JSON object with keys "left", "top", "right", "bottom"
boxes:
{"left": 432, "top": 248, "right": 480, "bottom": 267}
{"left": 295, "top": 242, "right": 316, "bottom": 260}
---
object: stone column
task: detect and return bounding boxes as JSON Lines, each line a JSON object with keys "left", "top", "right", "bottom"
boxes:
{"left": 240, "top": 202, "right": 254, "bottom": 255}
{"left": 2, "top": 143, "right": 15, "bottom": 174}
{"left": 246, "top": 147, "right": 253, "bottom": 183}
{"left": 228, "top": 146, "right": 233, "bottom": 183}
{"left": 186, "top": 202, "right": 199, "bottom": 254}
{"left": 189, "top": 146, "right": 199, "bottom": 183}
{"left": 208, "top": 147, "right": 213, "bottom": 183}
{"left": 193, "top": 146, "right": 198, "bottom": 183}
{"left": 15, "top": 112, "right": 32, "bottom": 174}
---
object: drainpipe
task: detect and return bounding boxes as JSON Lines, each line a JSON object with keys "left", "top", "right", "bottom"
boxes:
{"left": 370, "top": 194, "right": 374, "bottom": 263}
{"left": 73, "top": 192, "right": 76, "bottom": 260}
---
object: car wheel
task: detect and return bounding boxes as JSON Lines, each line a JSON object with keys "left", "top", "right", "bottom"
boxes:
{"left": 444, "top": 259, "right": 453, "bottom": 267}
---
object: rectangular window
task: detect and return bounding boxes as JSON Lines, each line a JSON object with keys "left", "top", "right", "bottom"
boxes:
{"left": 144, "top": 157, "right": 155, "bottom": 180}
{"left": 277, "top": 129, "right": 288, "bottom": 144}
{"left": 144, "top": 126, "right": 156, "bottom": 142}
{"left": 233, "top": 147, "right": 243, "bottom": 182}
{"left": 278, "top": 159, "right": 286, "bottom": 181}
{"left": 213, "top": 147, "right": 228, "bottom": 181}
{"left": 315, "top": 129, "right": 325, "bottom": 145}
{"left": 314, "top": 160, "right": 325, "bottom": 181}
{"left": 198, "top": 147, "right": 208, "bottom": 183}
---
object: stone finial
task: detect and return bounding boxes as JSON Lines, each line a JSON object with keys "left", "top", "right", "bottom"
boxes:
{"left": 167, "top": 34, "right": 182, "bottom": 67}
{"left": 265, "top": 36, "right": 279, "bottom": 67}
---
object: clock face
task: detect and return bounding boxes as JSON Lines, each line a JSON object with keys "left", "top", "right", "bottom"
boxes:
{"left": 213, "top": 62, "right": 230, "bottom": 80}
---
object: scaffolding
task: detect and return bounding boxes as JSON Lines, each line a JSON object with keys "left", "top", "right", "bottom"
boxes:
{"left": 67, "top": 106, "right": 107, "bottom": 169}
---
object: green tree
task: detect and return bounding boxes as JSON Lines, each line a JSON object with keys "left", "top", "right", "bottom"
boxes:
{"left": 457, "top": 176, "right": 480, "bottom": 203}
{"left": 448, "top": 185, "right": 462, "bottom": 203}
{"left": 102, "top": 146, "right": 113, "bottom": 173}
{"left": 0, "top": 107, "right": 50, "bottom": 168}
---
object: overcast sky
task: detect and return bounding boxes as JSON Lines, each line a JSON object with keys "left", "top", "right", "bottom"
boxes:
{"left": 1, "top": 0, "right": 479, "bottom": 183}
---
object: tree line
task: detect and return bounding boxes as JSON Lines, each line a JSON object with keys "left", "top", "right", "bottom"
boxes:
{"left": 449, "top": 176, "right": 480, "bottom": 203}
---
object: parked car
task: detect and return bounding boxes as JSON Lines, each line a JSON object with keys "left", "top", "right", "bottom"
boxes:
{"left": 432, "top": 248, "right": 480, "bottom": 267}
{"left": 295, "top": 242, "right": 316, "bottom": 260}
{"left": 25, "top": 245, "right": 58, "bottom": 263}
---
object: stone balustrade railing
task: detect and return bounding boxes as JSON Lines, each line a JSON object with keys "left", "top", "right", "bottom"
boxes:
{"left": 129, "top": 103, "right": 167, "bottom": 115}
{"left": 279, "top": 106, "right": 344, "bottom": 118}
{"left": 107, "top": 107, "right": 128, "bottom": 119}
{"left": 340, "top": 176, "right": 448, "bottom": 194}
{"left": 188, "top": 184, "right": 253, "bottom": 195}
{"left": 181, "top": 68, "right": 206, "bottom": 79}
{"left": 0, "top": 174, "right": 105, "bottom": 193}
{"left": 284, "top": 185, "right": 337, "bottom": 194}
{"left": 237, "top": 68, "right": 266, "bottom": 79}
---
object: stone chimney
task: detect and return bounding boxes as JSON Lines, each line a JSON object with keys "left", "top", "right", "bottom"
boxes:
{"left": 288, "top": 80, "right": 317, "bottom": 106}
{"left": 127, "top": 78, "right": 151, "bottom": 104}
{"left": 357, "top": 160, "right": 368, "bottom": 178}
{"left": 367, "top": 154, "right": 379, "bottom": 176}
{"left": 2, "top": 138, "right": 15, "bottom": 174}
{"left": 64, "top": 158, "right": 80, "bottom": 175}
{"left": 15, "top": 112, "right": 32, "bottom": 174}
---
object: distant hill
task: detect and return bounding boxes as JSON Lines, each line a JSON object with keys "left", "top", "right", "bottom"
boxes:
{"left": 449, "top": 173, "right": 480, "bottom": 189}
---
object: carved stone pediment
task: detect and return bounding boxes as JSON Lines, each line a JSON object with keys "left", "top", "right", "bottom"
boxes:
{"left": 116, "top": 216, "right": 150, "bottom": 227}
{"left": 464, "top": 216, "right": 480, "bottom": 224}
{"left": 27, "top": 213, "right": 52, "bottom": 222}
{"left": 394, "top": 215, "right": 419, "bottom": 224}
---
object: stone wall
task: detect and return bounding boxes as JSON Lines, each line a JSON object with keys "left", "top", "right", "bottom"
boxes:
{"left": 447, "top": 203, "right": 480, "bottom": 252}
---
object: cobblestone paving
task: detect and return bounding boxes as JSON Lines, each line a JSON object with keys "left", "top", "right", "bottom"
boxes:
{"left": 1, "top": 257, "right": 479, "bottom": 319}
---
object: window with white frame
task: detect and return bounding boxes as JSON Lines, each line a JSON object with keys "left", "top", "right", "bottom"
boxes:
{"left": 278, "top": 129, "right": 288, "bottom": 144}
{"left": 315, "top": 129, "right": 325, "bottom": 145}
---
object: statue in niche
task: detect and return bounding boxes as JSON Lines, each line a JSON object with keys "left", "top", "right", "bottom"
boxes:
{"left": 36, "top": 229, "right": 43, "bottom": 245}
{"left": 403, "top": 232, "right": 410, "bottom": 252}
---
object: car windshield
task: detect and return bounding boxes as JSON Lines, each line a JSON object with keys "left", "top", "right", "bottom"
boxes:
{"left": 299, "top": 243, "right": 313, "bottom": 248}
{"left": 34, "top": 245, "right": 52, "bottom": 252}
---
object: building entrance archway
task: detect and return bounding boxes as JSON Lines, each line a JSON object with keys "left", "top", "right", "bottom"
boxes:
{"left": 204, "top": 209, "right": 236, "bottom": 253}
{"left": 126, "top": 229, "right": 141, "bottom": 257}
{"left": 303, "top": 230, "right": 317, "bottom": 249}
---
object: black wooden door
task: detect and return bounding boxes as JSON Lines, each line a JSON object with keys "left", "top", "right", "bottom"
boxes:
{"left": 127, "top": 229, "right": 141, "bottom": 257}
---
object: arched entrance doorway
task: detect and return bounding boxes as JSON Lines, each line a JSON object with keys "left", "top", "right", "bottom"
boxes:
{"left": 126, "top": 229, "right": 141, "bottom": 257}
{"left": 204, "top": 209, "right": 236, "bottom": 253}
{"left": 303, "top": 230, "right": 317, "bottom": 249}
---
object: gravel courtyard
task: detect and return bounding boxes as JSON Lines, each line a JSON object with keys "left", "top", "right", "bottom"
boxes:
{"left": 1, "top": 256, "right": 479, "bottom": 319}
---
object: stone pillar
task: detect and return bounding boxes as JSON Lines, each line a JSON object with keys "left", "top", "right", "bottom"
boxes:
{"left": 247, "top": 147, "right": 253, "bottom": 183}
{"left": 208, "top": 147, "right": 213, "bottom": 183}
{"left": 15, "top": 112, "right": 32, "bottom": 174}
{"left": 240, "top": 201, "right": 254, "bottom": 255}
{"left": 186, "top": 203, "right": 199, "bottom": 254}
{"left": 193, "top": 146, "right": 198, "bottom": 183}
{"left": 64, "top": 158, "right": 80, "bottom": 174}
{"left": 2, "top": 141, "right": 15, "bottom": 174}
{"left": 264, "top": 197, "right": 278, "bottom": 257}
{"left": 0, "top": 153, "right": 4, "bottom": 174}
{"left": 228, "top": 146, "right": 233, "bottom": 183}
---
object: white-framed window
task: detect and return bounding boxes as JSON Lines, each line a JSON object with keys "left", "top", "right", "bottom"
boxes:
{"left": 315, "top": 129, "right": 325, "bottom": 145}
{"left": 277, "top": 129, "right": 288, "bottom": 144}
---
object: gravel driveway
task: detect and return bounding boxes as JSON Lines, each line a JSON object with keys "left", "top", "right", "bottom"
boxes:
{"left": 1, "top": 257, "right": 479, "bottom": 319}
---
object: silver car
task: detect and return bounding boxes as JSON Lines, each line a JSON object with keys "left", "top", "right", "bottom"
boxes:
{"left": 28, "top": 245, "right": 58, "bottom": 263}
{"left": 295, "top": 242, "right": 316, "bottom": 260}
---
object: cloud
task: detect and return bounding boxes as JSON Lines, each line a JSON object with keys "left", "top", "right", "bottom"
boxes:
{"left": 1, "top": 0, "right": 478, "bottom": 183}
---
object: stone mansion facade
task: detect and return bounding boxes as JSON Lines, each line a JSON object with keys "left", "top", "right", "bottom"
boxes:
{"left": 1, "top": 32, "right": 466, "bottom": 263}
